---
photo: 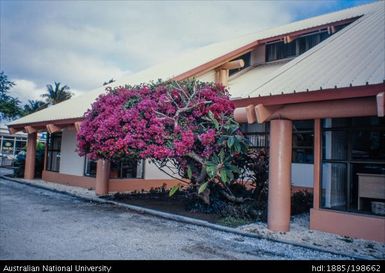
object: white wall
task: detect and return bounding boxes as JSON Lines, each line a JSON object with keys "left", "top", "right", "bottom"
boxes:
{"left": 251, "top": 45, "right": 266, "bottom": 66}
{"left": 144, "top": 159, "right": 180, "bottom": 180}
{"left": 291, "top": 163, "right": 314, "bottom": 188}
{"left": 59, "top": 128, "right": 85, "bottom": 176}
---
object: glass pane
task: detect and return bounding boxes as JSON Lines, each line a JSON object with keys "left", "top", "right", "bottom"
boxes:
{"left": 52, "top": 135, "right": 61, "bottom": 150}
{"left": 110, "top": 158, "right": 139, "bottom": 179}
{"left": 15, "top": 140, "right": 26, "bottom": 153}
{"left": 121, "top": 159, "right": 138, "bottom": 179}
{"left": 136, "top": 160, "right": 144, "bottom": 179}
{"left": 1, "top": 138, "right": 14, "bottom": 155}
{"left": 293, "top": 133, "right": 313, "bottom": 147}
{"left": 110, "top": 161, "right": 120, "bottom": 178}
{"left": 84, "top": 157, "right": 97, "bottom": 177}
{"left": 351, "top": 130, "right": 385, "bottom": 161}
{"left": 246, "top": 123, "right": 267, "bottom": 133}
{"left": 293, "top": 120, "right": 313, "bottom": 131}
{"left": 321, "top": 163, "right": 347, "bottom": 210}
{"left": 322, "top": 130, "right": 348, "bottom": 160}
{"left": 293, "top": 148, "right": 314, "bottom": 164}
{"left": 47, "top": 151, "right": 60, "bottom": 172}
{"left": 266, "top": 43, "right": 277, "bottom": 62}
{"left": 322, "top": 118, "right": 350, "bottom": 129}
{"left": 247, "top": 134, "right": 267, "bottom": 148}
{"left": 351, "top": 117, "right": 385, "bottom": 127}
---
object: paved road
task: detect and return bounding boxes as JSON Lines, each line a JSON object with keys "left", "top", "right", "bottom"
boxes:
{"left": 0, "top": 178, "right": 348, "bottom": 260}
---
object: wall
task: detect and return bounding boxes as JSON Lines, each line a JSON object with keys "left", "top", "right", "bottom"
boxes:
{"left": 291, "top": 163, "right": 314, "bottom": 188}
{"left": 310, "top": 208, "right": 385, "bottom": 242}
{"left": 251, "top": 45, "right": 266, "bottom": 66}
{"left": 144, "top": 159, "right": 180, "bottom": 180}
{"left": 59, "top": 127, "right": 85, "bottom": 176}
{"left": 43, "top": 170, "right": 95, "bottom": 189}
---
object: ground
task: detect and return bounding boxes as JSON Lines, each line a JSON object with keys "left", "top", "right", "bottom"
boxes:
{"left": 0, "top": 178, "right": 349, "bottom": 260}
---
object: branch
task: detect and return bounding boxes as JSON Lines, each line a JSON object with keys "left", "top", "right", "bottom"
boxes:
{"left": 186, "top": 152, "right": 205, "bottom": 165}
{"left": 152, "top": 160, "right": 189, "bottom": 185}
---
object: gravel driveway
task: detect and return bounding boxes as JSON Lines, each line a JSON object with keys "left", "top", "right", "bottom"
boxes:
{"left": 0, "top": 178, "right": 350, "bottom": 260}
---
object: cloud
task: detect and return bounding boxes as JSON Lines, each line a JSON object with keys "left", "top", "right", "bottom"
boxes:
{"left": 0, "top": 0, "right": 373, "bottom": 102}
{"left": 11, "top": 79, "right": 43, "bottom": 104}
{"left": 11, "top": 79, "right": 87, "bottom": 105}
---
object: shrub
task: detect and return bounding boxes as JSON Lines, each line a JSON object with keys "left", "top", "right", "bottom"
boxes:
{"left": 291, "top": 190, "right": 313, "bottom": 215}
{"left": 77, "top": 79, "right": 250, "bottom": 204}
{"left": 13, "top": 142, "right": 45, "bottom": 178}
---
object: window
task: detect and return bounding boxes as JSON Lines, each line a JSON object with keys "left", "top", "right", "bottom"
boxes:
{"left": 240, "top": 123, "right": 269, "bottom": 149}
{"left": 110, "top": 158, "right": 144, "bottom": 179}
{"left": 46, "top": 132, "right": 62, "bottom": 172}
{"left": 292, "top": 121, "right": 314, "bottom": 164}
{"left": 84, "top": 156, "right": 97, "bottom": 177}
{"left": 266, "top": 40, "right": 297, "bottom": 62}
{"left": 321, "top": 117, "right": 385, "bottom": 215}
{"left": 229, "top": 52, "right": 251, "bottom": 76}
{"left": 15, "top": 137, "right": 27, "bottom": 155}
{"left": 266, "top": 31, "right": 330, "bottom": 62}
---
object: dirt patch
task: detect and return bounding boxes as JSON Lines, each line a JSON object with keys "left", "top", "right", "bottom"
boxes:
{"left": 104, "top": 190, "right": 255, "bottom": 227}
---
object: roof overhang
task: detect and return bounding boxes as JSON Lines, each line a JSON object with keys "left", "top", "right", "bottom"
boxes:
{"left": 7, "top": 117, "right": 82, "bottom": 135}
{"left": 234, "top": 83, "right": 385, "bottom": 124}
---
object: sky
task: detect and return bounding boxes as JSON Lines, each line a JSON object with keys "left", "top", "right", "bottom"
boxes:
{"left": 0, "top": 0, "right": 375, "bottom": 104}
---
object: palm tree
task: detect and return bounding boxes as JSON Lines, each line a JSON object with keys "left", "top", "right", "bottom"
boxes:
{"left": 23, "top": 100, "right": 47, "bottom": 115}
{"left": 41, "top": 82, "right": 73, "bottom": 105}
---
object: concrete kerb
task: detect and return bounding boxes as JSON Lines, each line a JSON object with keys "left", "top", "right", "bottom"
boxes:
{"left": 0, "top": 175, "right": 372, "bottom": 260}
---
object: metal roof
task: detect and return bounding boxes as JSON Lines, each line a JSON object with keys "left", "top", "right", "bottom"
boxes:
{"left": 228, "top": 61, "right": 289, "bottom": 98}
{"left": 8, "top": 1, "right": 382, "bottom": 126}
{"left": 248, "top": 3, "right": 385, "bottom": 97}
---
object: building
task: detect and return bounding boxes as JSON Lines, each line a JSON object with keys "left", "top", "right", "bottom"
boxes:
{"left": 0, "top": 124, "right": 27, "bottom": 167}
{"left": 7, "top": 2, "right": 385, "bottom": 242}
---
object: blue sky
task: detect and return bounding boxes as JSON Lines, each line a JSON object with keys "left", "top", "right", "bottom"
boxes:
{"left": 0, "top": 0, "right": 375, "bottom": 103}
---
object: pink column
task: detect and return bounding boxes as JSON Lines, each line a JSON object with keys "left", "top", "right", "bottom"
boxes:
{"left": 267, "top": 119, "right": 292, "bottom": 232}
{"left": 313, "top": 119, "right": 321, "bottom": 209}
{"left": 95, "top": 159, "right": 110, "bottom": 195}
{"left": 24, "top": 132, "right": 37, "bottom": 180}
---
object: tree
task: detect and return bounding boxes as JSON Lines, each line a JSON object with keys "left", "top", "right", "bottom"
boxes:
{"left": 103, "top": 78, "right": 115, "bottom": 86}
{"left": 41, "top": 82, "right": 73, "bottom": 105}
{"left": 77, "top": 80, "right": 250, "bottom": 204}
{"left": 22, "top": 99, "right": 47, "bottom": 115}
{"left": 0, "top": 71, "right": 22, "bottom": 121}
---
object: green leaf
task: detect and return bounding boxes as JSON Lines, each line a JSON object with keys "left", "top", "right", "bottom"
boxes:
{"left": 206, "top": 165, "right": 216, "bottom": 178}
{"left": 169, "top": 185, "right": 180, "bottom": 197}
{"left": 208, "top": 111, "right": 215, "bottom": 120}
{"left": 227, "top": 136, "right": 234, "bottom": 148}
{"left": 234, "top": 141, "right": 241, "bottom": 152}
{"left": 198, "top": 182, "right": 208, "bottom": 194}
{"left": 187, "top": 165, "right": 192, "bottom": 179}
{"left": 213, "top": 119, "right": 219, "bottom": 130}
{"left": 220, "top": 169, "right": 228, "bottom": 183}
{"left": 229, "top": 165, "right": 240, "bottom": 173}
{"left": 218, "top": 149, "right": 225, "bottom": 162}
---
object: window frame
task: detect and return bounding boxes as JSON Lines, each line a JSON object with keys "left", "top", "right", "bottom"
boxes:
{"left": 46, "top": 132, "right": 62, "bottom": 172}
{"left": 320, "top": 117, "right": 385, "bottom": 214}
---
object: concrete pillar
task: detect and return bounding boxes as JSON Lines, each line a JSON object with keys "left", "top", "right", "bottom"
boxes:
{"left": 24, "top": 132, "right": 37, "bottom": 180}
{"left": 267, "top": 119, "right": 292, "bottom": 232}
{"left": 95, "top": 159, "right": 110, "bottom": 195}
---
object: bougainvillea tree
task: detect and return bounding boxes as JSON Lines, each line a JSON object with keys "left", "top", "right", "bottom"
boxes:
{"left": 77, "top": 80, "right": 250, "bottom": 203}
